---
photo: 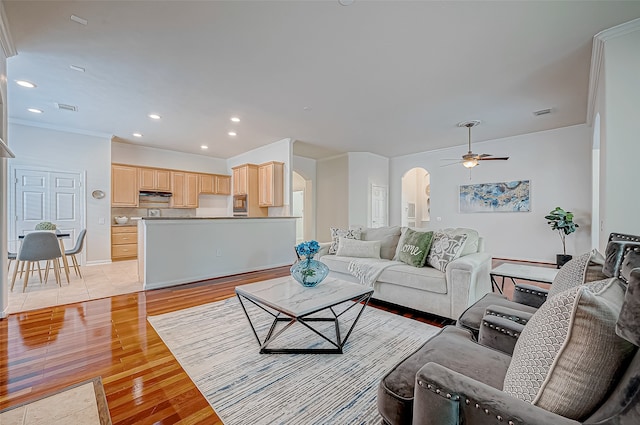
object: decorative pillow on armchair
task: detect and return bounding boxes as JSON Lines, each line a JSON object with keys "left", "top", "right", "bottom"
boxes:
{"left": 426, "top": 231, "right": 468, "bottom": 272}
{"left": 396, "top": 229, "right": 433, "bottom": 267}
{"left": 329, "top": 228, "right": 361, "bottom": 254}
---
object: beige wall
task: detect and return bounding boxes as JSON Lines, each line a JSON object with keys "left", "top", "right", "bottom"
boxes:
{"left": 316, "top": 154, "right": 348, "bottom": 242}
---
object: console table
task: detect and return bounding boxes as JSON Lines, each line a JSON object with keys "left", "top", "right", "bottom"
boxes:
{"left": 490, "top": 263, "right": 558, "bottom": 294}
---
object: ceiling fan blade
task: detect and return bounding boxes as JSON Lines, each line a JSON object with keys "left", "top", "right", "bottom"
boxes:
{"left": 440, "top": 161, "right": 463, "bottom": 167}
{"left": 478, "top": 153, "right": 492, "bottom": 158}
{"left": 478, "top": 156, "right": 510, "bottom": 161}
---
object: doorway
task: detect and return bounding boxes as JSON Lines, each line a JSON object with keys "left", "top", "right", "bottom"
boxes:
{"left": 401, "top": 167, "right": 430, "bottom": 228}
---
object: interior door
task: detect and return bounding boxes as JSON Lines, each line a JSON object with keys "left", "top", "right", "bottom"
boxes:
{"left": 13, "top": 168, "right": 82, "bottom": 251}
{"left": 371, "top": 184, "right": 388, "bottom": 228}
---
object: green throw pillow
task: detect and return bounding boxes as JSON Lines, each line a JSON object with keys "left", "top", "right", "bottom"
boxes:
{"left": 397, "top": 229, "right": 434, "bottom": 267}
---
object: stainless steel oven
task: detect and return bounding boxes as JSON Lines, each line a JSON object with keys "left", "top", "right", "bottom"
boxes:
{"left": 233, "top": 194, "right": 248, "bottom": 216}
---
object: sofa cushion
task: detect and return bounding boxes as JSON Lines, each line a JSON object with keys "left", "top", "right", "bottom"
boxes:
{"left": 457, "top": 292, "right": 538, "bottom": 335}
{"left": 329, "top": 227, "right": 361, "bottom": 254}
{"left": 503, "top": 278, "right": 634, "bottom": 420}
{"left": 443, "top": 227, "right": 480, "bottom": 256}
{"left": 396, "top": 229, "right": 433, "bottom": 267}
{"left": 426, "top": 231, "right": 468, "bottom": 272}
{"left": 360, "top": 226, "right": 402, "bottom": 260}
{"left": 335, "top": 238, "right": 381, "bottom": 258}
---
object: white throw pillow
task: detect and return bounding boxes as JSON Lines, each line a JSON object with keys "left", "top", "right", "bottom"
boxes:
{"left": 335, "top": 238, "right": 381, "bottom": 259}
{"left": 329, "top": 228, "right": 361, "bottom": 254}
{"left": 360, "top": 226, "right": 401, "bottom": 260}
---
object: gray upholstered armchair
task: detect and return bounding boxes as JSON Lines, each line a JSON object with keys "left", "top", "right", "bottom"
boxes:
{"left": 378, "top": 245, "right": 640, "bottom": 425}
{"left": 457, "top": 232, "right": 640, "bottom": 338}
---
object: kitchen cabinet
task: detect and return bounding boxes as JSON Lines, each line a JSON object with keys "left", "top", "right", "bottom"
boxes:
{"left": 199, "top": 174, "right": 231, "bottom": 195}
{"left": 258, "top": 161, "right": 284, "bottom": 207}
{"left": 139, "top": 167, "right": 171, "bottom": 191}
{"left": 232, "top": 165, "right": 250, "bottom": 195}
{"left": 171, "top": 171, "right": 199, "bottom": 208}
{"left": 232, "top": 164, "right": 267, "bottom": 217}
{"left": 112, "top": 226, "right": 137, "bottom": 260}
{"left": 112, "top": 164, "right": 138, "bottom": 207}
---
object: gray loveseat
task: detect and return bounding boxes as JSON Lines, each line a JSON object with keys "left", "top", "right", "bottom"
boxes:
{"left": 318, "top": 226, "right": 492, "bottom": 320}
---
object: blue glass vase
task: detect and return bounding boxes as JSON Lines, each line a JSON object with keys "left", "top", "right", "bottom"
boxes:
{"left": 290, "top": 255, "right": 329, "bottom": 287}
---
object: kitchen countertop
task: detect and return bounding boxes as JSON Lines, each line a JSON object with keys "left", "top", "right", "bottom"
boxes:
{"left": 140, "top": 216, "right": 297, "bottom": 220}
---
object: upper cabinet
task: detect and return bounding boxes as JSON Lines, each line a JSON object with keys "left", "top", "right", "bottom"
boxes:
{"left": 199, "top": 174, "right": 231, "bottom": 195}
{"left": 138, "top": 167, "right": 171, "bottom": 191}
{"left": 171, "top": 172, "right": 199, "bottom": 208}
{"left": 258, "top": 161, "right": 284, "bottom": 207}
{"left": 232, "top": 164, "right": 251, "bottom": 195}
{"left": 112, "top": 164, "right": 138, "bottom": 207}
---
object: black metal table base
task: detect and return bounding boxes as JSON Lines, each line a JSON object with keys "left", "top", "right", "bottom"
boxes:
{"left": 236, "top": 291, "right": 373, "bottom": 354}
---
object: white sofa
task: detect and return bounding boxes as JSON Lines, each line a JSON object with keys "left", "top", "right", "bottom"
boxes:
{"left": 317, "top": 226, "right": 492, "bottom": 320}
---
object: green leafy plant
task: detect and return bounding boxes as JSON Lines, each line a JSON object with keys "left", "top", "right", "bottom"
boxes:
{"left": 35, "top": 221, "right": 57, "bottom": 230}
{"left": 545, "top": 207, "right": 579, "bottom": 255}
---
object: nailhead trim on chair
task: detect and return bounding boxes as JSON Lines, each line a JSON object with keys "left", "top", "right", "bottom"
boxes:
{"left": 514, "top": 286, "right": 548, "bottom": 298}
{"left": 619, "top": 246, "right": 640, "bottom": 283}
{"left": 610, "top": 233, "right": 640, "bottom": 242}
{"left": 417, "top": 380, "right": 518, "bottom": 424}
{"left": 485, "top": 310, "right": 529, "bottom": 325}
{"left": 482, "top": 320, "right": 520, "bottom": 338}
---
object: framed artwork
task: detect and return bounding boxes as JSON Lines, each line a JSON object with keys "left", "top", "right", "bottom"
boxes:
{"left": 459, "top": 180, "right": 530, "bottom": 213}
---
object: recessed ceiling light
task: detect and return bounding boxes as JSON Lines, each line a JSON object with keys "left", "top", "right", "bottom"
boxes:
{"left": 148, "top": 113, "right": 161, "bottom": 120}
{"left": 228, "top": 131, "right": 237, "bottom": 136}
{"left": 303, "top": 106, "right": 312, "bottom": 111}
{"left": 230, "top": 117, "right": 240, "bottom": 123}
{"left": 70, "top": 15, "right": 88, "bottom": 25}
{"left": 69, "top": 64, "right": 85, "bottom": 72}
{"left": 339, "top": 0, "right": 355, "bottom": 5}
{"left": 27, "top": 108, "right": 43, "bottom": 114}
{"left": 201, "top": 145, "right": 208, "bottom": 150}
{"left": 16, "top": 80, "right": 36, "bottom": 88}
{"left": 132, "top": 133, "right": 143, "bottom": 138}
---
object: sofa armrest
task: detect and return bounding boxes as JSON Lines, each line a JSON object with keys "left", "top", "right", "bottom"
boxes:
{"left": 512, "top": 283, "right": 548, "bottom": 308}
{"left": 484, "top": 304, "right": 534, "bottom": 325}
{"left": 446, "top": 252, "right": 493, "bottom": 319}
{"left": 478, "top": 313, "right": 525, "bottom": 355}
{"left": 413, "top": 362, "right": 580, "bottom": 425}
{"left": 316, "top": 242, "right": 331, "bottom": 258}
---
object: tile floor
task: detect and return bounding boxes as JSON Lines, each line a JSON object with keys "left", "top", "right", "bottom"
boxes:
{"left": 7, "top": 260, "right": 141, "bottom": 314}
{"left": 0, "top": 382, "right": 102, "bottom": 425}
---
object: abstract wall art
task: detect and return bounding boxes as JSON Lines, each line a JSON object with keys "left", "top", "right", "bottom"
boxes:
{"left": 459, "top": 180, "right": 530, "bottom": 213}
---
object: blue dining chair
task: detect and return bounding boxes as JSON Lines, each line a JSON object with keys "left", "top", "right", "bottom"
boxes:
{"left": 11, "top": 232, "right": 64, "bottom": 292}
{"left": 65, "top": 229, "right": 87, "bottom": 278}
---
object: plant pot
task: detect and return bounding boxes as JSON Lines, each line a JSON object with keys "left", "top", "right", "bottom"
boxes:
{"left": 556, "top": 254, "right": 573, "bottom": 269}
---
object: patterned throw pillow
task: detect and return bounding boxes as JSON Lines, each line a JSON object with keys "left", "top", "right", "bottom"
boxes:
{"left": 329, "top": 228, "right": 361, "bottom": 254}
{"left": 396, "top": 229, "right": 433, "bottom": 267}
{"left": 547, "top": 250, "right": 599, "bottom": 298}
{"left": 426, "top": 231, "right": 468, "bottom": 272}
{"left": 503, "top": 278, "right": 634, "bottom": 420}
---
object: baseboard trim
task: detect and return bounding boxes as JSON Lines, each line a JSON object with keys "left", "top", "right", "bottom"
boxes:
{"left": 86, "top": 260, "right": 113, "bottom": 266}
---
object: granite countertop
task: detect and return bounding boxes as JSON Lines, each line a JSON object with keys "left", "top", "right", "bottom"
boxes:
{"left": 140, "top": 216, "right": 297, "bottom": 220}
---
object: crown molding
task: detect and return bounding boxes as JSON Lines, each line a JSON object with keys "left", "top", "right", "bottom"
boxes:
{"left": 9, "top": 118, "right": 113, "bottom": 139}
{"left": 587, "top": 18, "right": 640, "bottom": 126}
{"left": 0, "top": 2, "right": 16, "bottom": 58}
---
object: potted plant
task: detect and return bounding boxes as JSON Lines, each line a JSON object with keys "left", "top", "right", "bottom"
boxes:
{"left": 545, "top": 206, "right": 579, "bottom": 268}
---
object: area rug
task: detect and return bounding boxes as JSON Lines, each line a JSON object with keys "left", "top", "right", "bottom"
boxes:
{"left": 0, "top": 377, "right": 111, "bottom": 425}
{"left": 148, "top": 295, "right": 440, "bottom": 425}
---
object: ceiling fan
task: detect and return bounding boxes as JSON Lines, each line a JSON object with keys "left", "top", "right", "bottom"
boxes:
{"left": 445, "top": 120, "right": 509, "bottom": 168}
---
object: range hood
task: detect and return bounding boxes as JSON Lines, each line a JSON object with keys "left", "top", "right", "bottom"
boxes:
{"left": 139, "top": 191, "right": 172, "bottom": 197}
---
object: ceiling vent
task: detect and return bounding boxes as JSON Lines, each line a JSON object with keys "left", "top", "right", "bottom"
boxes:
{"left": 56, "top": 103, "right": 78, "bottom": 112}
{"left": 533, "top": 108, "right": 552, "bottom": 116}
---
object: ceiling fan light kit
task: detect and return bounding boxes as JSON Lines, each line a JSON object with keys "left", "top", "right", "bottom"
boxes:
{"left": 455, "top": 120, "right": 509, "bottom": 169}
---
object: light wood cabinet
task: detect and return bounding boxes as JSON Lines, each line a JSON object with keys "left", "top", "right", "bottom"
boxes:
{"left": 171, "top": 172, "right": 199, "bottom": 208}
{"left": 138, "top": 168, "right": 171, "bottom": 191}
{"left": 112, "top": 226, "right": 137, "bottom": 260}
{"left": 258, "top": 161, "right": 284, "bottom": 207}
{"left": 199, "top": 174, "right": 231, "bottom": 195}
{"left": 232, "top": 164, "right": 267, "bottom": 217}
{"left": 233, "top": 166, "right": 249, "bottom": 195}
{"left": 112, "top": 164, "right": 138, "bottom": 207}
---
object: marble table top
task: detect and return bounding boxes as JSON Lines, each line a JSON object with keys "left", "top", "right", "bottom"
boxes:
{"left": 235, "top": 276, "right": 373, "bottom": 317}
{"left": 490, "top": 263, "right": 559, "bottom": 283}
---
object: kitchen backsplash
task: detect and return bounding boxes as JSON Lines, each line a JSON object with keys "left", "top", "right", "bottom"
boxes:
{"left": 111, "top": 207, "right": 196, "bottom": 222}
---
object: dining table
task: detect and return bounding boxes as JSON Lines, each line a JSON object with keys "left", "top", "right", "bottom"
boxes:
{"left": 18, "top": 231, "right": 72, "bottom": 284}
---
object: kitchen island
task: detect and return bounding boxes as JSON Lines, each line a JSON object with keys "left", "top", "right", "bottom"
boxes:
{"left": 138, "top": 217, "right": 297, "bottom": 290}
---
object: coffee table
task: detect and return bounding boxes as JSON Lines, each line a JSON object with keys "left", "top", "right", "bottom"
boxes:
{"left": 490, "top": 263, "right": 559, "bottom": 294}
{"left": 235, "top": 276, "right": 373, "bottom": 354}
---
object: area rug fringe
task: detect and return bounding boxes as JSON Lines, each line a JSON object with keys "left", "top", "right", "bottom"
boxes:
{"left": 148, "top": 296, "right": 438, "bottom": 425}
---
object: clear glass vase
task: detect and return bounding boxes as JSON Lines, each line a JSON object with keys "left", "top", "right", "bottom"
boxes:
{"left": 290, "top": 255, "right": 329, "bottom": 287}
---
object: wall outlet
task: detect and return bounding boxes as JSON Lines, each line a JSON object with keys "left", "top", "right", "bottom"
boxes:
{"left": 216, "top": 249, "right": 222, "bottom": 257}
{"left": 436, "top": 216, "right": 442, "bottom": 222}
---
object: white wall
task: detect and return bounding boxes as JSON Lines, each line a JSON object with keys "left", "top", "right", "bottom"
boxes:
{"left": 227, "top": 138, "right": 293, "bottom": 216}
{"left": 347, "top": 152, "right": 389, "bottom": 228}
{"left": 599, "top": 28, "right": 640, "bottom": 244}
{"left": 390, "top": 124, "right": 592, "bottom": 262}
{"left": 111, "top": 141, "right": 228, "bottom": 174}
{"left": 316, "top": 154, "right": 348, "bottom": 242}
{"left": 8, "top": 124, "right": 112, "bottom": 264}
{"left": 0, "top": 10, "right": 10, "bottom": 317}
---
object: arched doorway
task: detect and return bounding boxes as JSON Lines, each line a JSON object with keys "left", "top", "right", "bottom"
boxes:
{"left": 401, "top": 167, "right": 430, "bottom": 228}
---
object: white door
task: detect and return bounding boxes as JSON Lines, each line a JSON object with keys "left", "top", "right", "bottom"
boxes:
{"left": 13, "top": 168, "right": 82, "bottom": 251}
{"left": 371, "top": 184, "right": 388, "bottom": 228}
